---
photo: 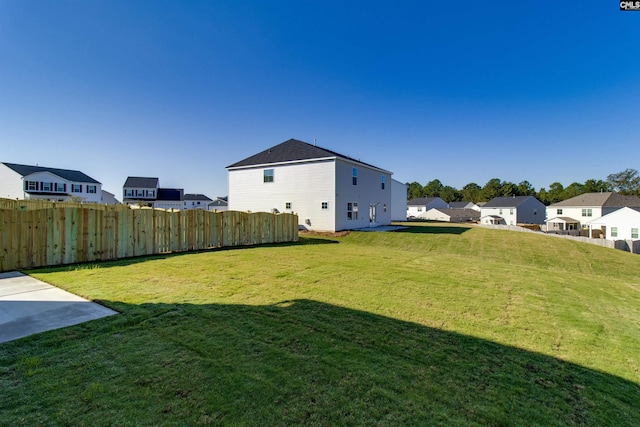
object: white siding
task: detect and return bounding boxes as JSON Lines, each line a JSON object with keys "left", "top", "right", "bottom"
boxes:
{"left": 545, "top": 206, "right": 603, "bottom": 227}
{"left": 0, "top": 164, "right": 25, "bottom": 199}
{"left": 407, "top": 198, "right": 448, "bottom": 218}
{"left": 154, "top": 201, "right": 183, "bottom": 210}
{"left": 24, "top": 171, "right": 102, "bottom": 203}
{"left": 229, "top": 160, "right": 337, "bottom": 231}
{"left": 480, "top": 208, "right": 508, "bottom": 224}
{"left": 587, "top": 207, "right": 640, "bottom": 240}
{"left": 421, "top": 208, "right": 451, "bottom": 222}
{"left": 334, "top": 159, "right": 391, "bottom": 231}
{"left": 391, "top": 179, "right": 407, "bottom": 221}
{"left": 0, "top": 166, "right": 102, "bottom": 203}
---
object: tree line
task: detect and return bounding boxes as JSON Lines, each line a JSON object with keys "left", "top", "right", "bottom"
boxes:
{"left": 406, "top": 168, "right": 640, "bottom": 205}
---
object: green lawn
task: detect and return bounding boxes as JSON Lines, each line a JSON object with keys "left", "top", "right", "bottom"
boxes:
{"left": 1, "top": 222, "right": 639, "bottom": 425}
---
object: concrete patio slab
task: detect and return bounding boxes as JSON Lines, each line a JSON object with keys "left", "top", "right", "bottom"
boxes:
{"left": 0, "top": 271, "right": 117, "bottom": 343}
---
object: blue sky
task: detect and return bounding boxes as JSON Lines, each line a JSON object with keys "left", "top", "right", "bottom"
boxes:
{"left": 1, "top": 1, "right": 638, "bottom": 199}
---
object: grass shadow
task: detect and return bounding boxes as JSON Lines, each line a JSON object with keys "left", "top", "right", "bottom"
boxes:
{"left": 2, "top": 299, "right": 638, "bottom": 426}
{"left": 393, "top": 223, "right": 472, "bottom": 235}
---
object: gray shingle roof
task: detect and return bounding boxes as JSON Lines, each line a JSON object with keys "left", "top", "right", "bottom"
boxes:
{"left": 208, "top": 199, "right": 228, "bottom": 207}
{"left": 549, "top": 192, "right": 640, "bottom": 208}
{"left": 184, "top": 194, "right": 212, "bottom": 201}
{"left": 482, "top": 196, "right": 538, "bottom": 208}
{"left": 2, "top": 162, "right": 100, "bottom": 184}
{"left": 123, "top": 177, "right": 159, "bottom": 188}
{"left": 227, "top": 138, "right": 390, "bottom": 173}
{"left": 429, "top": 208, "right": 480, "bottom": 219}
{"left": 448, "top": 201, "right": 472, "bottom": 209}
{"left": 407, "top": 197, "right": 444, "bottom": 206}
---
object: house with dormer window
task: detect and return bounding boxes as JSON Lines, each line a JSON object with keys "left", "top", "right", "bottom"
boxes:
{"left": 0, "top": 162, "right": 102, "bottom": 203}
{"left": 227, "top": 138, "right": 397, "bottom": 232}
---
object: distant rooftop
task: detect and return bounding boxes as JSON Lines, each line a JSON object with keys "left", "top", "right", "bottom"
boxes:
{"left": 483, "top": 196, "right": 539, "bottom": 208}
{"left": 227, "top": 138, "right": 391, "bottom": 173}
{"left": 184, "top": 194, "right": 212, "bottom": 201}
{"left": 549, "top": 192, "right": 640, "bottom": 208}
{"left": 123, "top": 177, "right": 159, "bottom": 188}
{"left": 2, "top": 162, "right": 100, "bottom": 184}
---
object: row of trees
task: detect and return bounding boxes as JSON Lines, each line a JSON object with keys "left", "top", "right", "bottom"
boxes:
{"left": 406, "top": 169, "right": 640, "bottom": 205}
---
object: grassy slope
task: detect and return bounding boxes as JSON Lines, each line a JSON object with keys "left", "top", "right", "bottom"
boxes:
{"left": 1, "top": 223, "right": 639, "bottom": 425}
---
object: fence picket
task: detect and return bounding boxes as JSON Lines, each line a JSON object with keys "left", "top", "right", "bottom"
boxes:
{"left": 0, "top": 198, "right": 297, "bottom": 271}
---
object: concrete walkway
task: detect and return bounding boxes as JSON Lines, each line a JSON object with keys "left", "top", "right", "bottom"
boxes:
{"left": 0, "top": 271, "right": 117, "bottom": 343}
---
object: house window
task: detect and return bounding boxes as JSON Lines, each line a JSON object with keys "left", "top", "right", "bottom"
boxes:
{"left": 557, "top": 208, "right": 563, "bottom": 215}
{"left": 381, "top": 176, "right": 385, "bottom": 190}
{"left": 87, "top": 185, "right": 97, "bottom": 194}
{"left": 42, "top": 182, "right": 52, "bottom": 191}
{"left": 611, "top": 227, "right": 618, "bottom": 238}
{"left": 510, "top": 209, "right": 513, "bottom": 215}
{"left": 383, "top": 204, "right": 387, "bottom": 212}
{"left": 632, "top": 228, "right": 639, "bottom": 239}
{"left": 54, "top": 183, "right": 66, "bottom": 192}
{"left": 582, "top": 208, "right": 592, "bottom": 217}
{"left": 72, "top": 184, "right": 82, "bottom": 193}
{"left": 125, "top": 189, "right": 133, "bottom": 197}
{"left": 285, "top": 202, "right": 292, "bottom": 210}
{"left": 347, "top": 202, "right": 358, "bottom": 220}
{"left": 264, "top": 169, "right": 274, "bottom": 183}
{"left": 499, "top": 209, "right": 503, "bottom": 215}
{"left": 352, "top": 168, "right": 357, "bottom": 186}
{"left": 321, "top": 202, "right": 328, "bottom": 209}
{"left": 26, "top": 181, "right": 37, "bottom": 191}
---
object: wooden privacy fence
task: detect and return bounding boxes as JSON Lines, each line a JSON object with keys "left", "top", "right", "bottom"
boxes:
{"left": 0, "top": 206, "right": 298, "bottom": 271}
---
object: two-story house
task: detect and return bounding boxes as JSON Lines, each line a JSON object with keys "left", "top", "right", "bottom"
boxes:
{"left": 122, "top": 177, "right": 159, "bottom": 207}
{"left": 406, "top": 197, "right": 448, "bottom": 218}
{"left": 0, "top": 162, "right": 102, "bottom": 203}
{"left": 480, "top": 196, "right": 545, "bottom": 225}
{"left": 184, "top": 194, "right": 213, "bottom": 210}
{"left": 545, "top": 192, "right": 640, "bottom": 231}
{"left": 123, "top": 177, "right": 184, "bottom": 210}
{"left": 227, "top": 138, "right": 395, "bottom": 232}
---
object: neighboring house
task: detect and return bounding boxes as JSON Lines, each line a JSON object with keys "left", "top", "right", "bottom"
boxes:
{"left": 586, "top": 207, "right": 640, "bottom": 240}
{"left": 421, "top": 208, "right": 480, "bottom": 223}
{"left": 449, "top": 201, "right": 481, "bottom": 212}
{"left": 391, "top": 180, "right": 408, "bottom": 221}
{"left": 208, "top": 196, "right": 229, "bottom": 212}
{"left": 407, "top": 197, "right": 448, "bottom": 218}
{"left": 155, "top": 188, "right": 184, "bottom": 210}
{"left": 123, "top": 177, "right": 159, "bottom": 207}
{"left": 0, "top": 162, "right": 102, "bottom": 203}
{"left": 101, "top": 190, "right": 120, "bottom": 205}
{"left": 480, "top": 196, "right": 545, "bottom": 225}
{"left": 227, "top": 138, "right": 394, "bottom": 232}
{"left": 122, "top": 177, "right": 184, "bottom": 209}
{"left": 184, "top": 194, "right": 213, "bottom": 210}
{"left": 545, "top": 192, "right": 640, "bottom": 231}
